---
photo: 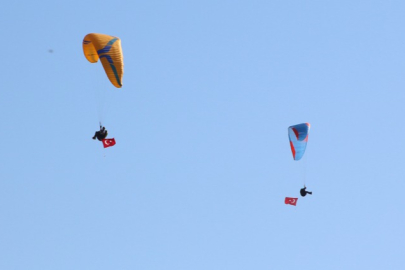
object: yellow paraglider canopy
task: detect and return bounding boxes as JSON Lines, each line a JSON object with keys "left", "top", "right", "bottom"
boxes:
{"left": 83, "top": 33, "right": 124, "bottom": 88}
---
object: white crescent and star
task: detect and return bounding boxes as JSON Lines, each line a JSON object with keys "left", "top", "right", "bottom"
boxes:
{"left": 290, "top": 199, "right": 296, "bottom": 204}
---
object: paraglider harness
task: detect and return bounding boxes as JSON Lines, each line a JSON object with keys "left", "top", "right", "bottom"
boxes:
{"left": 300, "top": 186, "right": 312, "bottom": 197}
{"left": 93, "top": 125, "right": 108, "bottom": 141}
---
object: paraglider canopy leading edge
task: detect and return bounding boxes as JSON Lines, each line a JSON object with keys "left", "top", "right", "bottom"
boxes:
{"left": 83, "top": 33, "right": 124, "bottom": 88}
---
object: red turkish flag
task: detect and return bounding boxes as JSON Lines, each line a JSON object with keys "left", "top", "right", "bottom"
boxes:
{"left": 285, "top": 197, "right": 298, "bottom": 206}
{"left": 102, "top": 138, "right": 116, "bottom": 148}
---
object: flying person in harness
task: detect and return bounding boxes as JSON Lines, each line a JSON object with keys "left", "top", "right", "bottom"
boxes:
{"left": 300, "top": 186, "right": 312, "bottom": 197}
{"left": 92, "top": 125, "right": 108, "bottom": 141}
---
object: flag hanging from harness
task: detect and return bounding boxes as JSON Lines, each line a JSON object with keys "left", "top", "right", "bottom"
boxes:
{"left": 102, "top": 138, "right": 116, "bottom": 148}
{"left": 285, "top": 197, "right": 298, "bottom": 206}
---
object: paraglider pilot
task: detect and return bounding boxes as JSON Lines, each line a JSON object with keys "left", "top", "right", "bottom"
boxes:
{"left": 93, "top": 125, "right": 108, "bottom": 141}
{"left": 300, "top": 186, "right": 312, "bottom": 197}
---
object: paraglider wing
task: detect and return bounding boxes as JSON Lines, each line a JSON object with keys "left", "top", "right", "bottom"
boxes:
{"left": 288, "top": 123, "right": 310, "bottom": 161}
{"left": 83, "top": 33, "right": 124, "bottom": 88}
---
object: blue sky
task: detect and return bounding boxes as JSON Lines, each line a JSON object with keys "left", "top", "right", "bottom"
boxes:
{"left": 1, "top": 1, "right": 405, "bottom": 269}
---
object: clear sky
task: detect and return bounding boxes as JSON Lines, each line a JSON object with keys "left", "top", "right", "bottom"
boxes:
{"left": 1, "top": 1, "right": 405, "bottom": 269}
